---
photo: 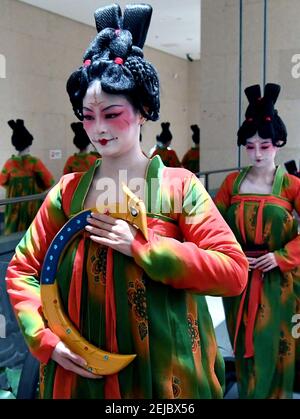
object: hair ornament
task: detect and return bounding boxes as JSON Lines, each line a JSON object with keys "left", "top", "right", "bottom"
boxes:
{"left": 114, "top": 57, "right": 124, "bottom": 65}
{"left": 83, "top": 59, "right": 92, "bottom": 68}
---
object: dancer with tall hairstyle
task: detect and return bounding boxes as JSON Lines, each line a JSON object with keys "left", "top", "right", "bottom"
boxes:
{"left": 215, "top": 83, "right": 300, "bottom": 398}
{"left": 0, "top": 119, "right": 54, "bottom": 235}
{"left": 150, "top": 122, "right": 181, "bottom": 167}
{"left": 182, "top": 124, "right": 200, "bottom": 174}
{"left": 63, "top": 122, "right": 100, "bottom": 174}
{"left": 6, "top": 4, "right": 248, "bottom": 399}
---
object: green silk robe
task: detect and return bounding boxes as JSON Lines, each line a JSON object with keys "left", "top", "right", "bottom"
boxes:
{"left": 6, "top": 156, "right": 248, "bottom": 399}
{"left": 215, "top": 166, "right": 300, "bottom": 398}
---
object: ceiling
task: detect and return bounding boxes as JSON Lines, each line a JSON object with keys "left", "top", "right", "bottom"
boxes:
{"left": 19, "top": 0, "right": 201, "bottom": 60}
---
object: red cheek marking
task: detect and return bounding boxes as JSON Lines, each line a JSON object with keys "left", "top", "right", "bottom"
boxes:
{"left": 83, "top": 120, "right": 93, "bottom": 130}
{"left": 108, "top": 108, "right": 136, "bottom": 131}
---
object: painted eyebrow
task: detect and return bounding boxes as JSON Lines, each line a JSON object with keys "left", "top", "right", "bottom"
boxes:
{"left": 83, "top": 106, "right": 93, "bottom": 112}
{"left": 246, "top": 140, "right": 272, "bottom": 144}
{"left": 82, "top": 105, "right": 124, "bottom": 112}
{"left": 102, "top": 105, "right": 124, "bottom": 112}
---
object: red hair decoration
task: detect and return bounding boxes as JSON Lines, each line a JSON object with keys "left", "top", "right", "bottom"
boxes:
{"left": 114, "top": 57, "right": 124, "bottom": 65}
{"left": 83, "top": 59, "right": 91, "bottom": 68}
{"left": 265, "top": 116, "right": 272, "bottom": 121}
{"left": 247, "top": 118, "right": 253, "bottom": 122}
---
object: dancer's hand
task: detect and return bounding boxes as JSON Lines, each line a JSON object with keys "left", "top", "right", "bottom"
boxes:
{"left": 250, "top": 252, "right": 278, "bottom": 272}
{"left": 51, "top": 341, "right": 102, "bottom": 379}
{"left": 247, "top": 257, "right": 257, "bottom": 270}
{"left": 85, "top": 212, "right": 137, "bottom": 257}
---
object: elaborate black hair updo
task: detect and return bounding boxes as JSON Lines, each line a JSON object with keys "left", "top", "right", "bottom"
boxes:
{"left": 237, "top": 83, "right": 287, "bottom": 147}
{"left": 191, "top": 124, "right": 200, "bottom": 145}
{"left": 7, "top": 119, "right": 33, "bottom": 152}
{"left": 158, "top": 122, "right": 172, "bottom": 145}
{"left": 70, "top": 122, "right": 90, "bottom": 151}
{"left": 66, "top": 4, "right": 160, "bottom": 122}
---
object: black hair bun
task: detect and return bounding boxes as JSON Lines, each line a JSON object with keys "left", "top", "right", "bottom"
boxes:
{"left": 191, "top": 124, "right": 200, "bottom": 144}
{"left": 237, "top": 83, "right": 287, "bottom": 147}
{"left": 66, "top": 3, "right": 160, "bottom": 123}
{"left": 159, "top": 122, "right": 172, "bottom": 144}
{"left": 7, "top": 119, "right": 33, "bottom": 152}
{"left": 70, "top": 122, "right": 90, "bottom": 150}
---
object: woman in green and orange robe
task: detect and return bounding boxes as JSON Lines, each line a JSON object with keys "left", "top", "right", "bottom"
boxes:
{"left": 214, "top": 83, "right": 300, "bottom": 398}
{"left": 150, "top": 123, "right": 181, "bottom": 168}
{"left": 63, "top": 123, "right": 100, "bottom": 174}
{"left": 181, "top": 124, "right": 200, "bottom": 174}
{"left": 63, "top": 152, "right": 99, "bottom": 175}
{"left": 5, "top": 4, "right": 248, "bottom": 399}
{"left": 151, "top": 145, "right": 181, "bottom": 168}
{"left": 0, "top": 120, "right": 54, "bottom": 235}
{"left": 7, "top": 156, "right": 248, "bottom": 399}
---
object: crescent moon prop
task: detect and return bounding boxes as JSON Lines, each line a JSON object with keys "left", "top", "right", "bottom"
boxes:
{"left": 41, "top": 183, "right": 148, "bottom": 375}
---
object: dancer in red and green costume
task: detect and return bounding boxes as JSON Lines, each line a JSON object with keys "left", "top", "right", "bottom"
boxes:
{"left": 6, "top": 4, "right": 248, "bottom": 399}
{"left": 63, "top": 122, "right": 100, "bottom": 174}
{"left": 214, "top": 83, "right": 300, "bottom": 399}
{"left": 0, "top": 119, "right": 54, "bottom": 235}
{"left": 150, "top": 122, "right": 181, "bottom": 167}
{"left": 182, "top": 124, "right": 200, "bottom": 174}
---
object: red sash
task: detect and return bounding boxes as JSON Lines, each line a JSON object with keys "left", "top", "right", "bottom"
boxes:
{"left": 230, "top": 194, "right": 292, "bottom": 358}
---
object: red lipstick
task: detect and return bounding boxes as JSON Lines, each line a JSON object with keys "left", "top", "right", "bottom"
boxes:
{"left": 99, "top": 139, "right": 108, "bottom": 146}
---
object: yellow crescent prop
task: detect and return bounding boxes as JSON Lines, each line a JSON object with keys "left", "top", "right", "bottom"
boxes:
{"left": 41, "top": 183, "right": 148, "bottom": 375}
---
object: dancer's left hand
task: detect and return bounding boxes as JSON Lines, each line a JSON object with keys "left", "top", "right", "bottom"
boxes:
{"left": 85, "top": 212, "right": 138, "bottom": 257}
{"left": 252, "top": 252, "right": 278, "bottom": 272}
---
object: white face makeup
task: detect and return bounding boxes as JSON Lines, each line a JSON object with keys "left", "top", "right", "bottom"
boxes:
{"left": 82, "top": 81, "right": 143, "bottom": 158}
{"left": 245, "top": 134, "right": 277, "bottom": 168}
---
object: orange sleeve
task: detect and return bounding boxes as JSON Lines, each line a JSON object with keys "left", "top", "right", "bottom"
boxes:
{"left": 132, "top": 174, "right": 248, "bottom": 296}
{"left": 63, "top": 156, "right": 74, "bottom": 175}
{"left": 5, "top": 173, "right": 83, "bottom": 363}
{"left": 274, "top": 176, "right": 300, "bottom": 272}
{"left": 0, "top": 160, "right": 12, "bottom": 187}
{"left": 169, "top": 150, "right": 182, "bottom": 167}
{"left": 214, "top": 172, "right": 239, "bottom": 217}
{"left": 181, "top": 150, "right": 191, "bottom": 169}
{"left": 35, "top": 159, "right": 55, "bottom": 190}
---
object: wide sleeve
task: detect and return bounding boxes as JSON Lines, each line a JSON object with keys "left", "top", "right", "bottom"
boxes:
{"left": 5, "top": 178, "right": 68, "bottom": 363}
{"left": 34, "top": 158, "right": 55, "bottom": 190}
{"left": 181, "top": 150, "right": 190, "bottom": 170}
{"left": 213, "top": 172, "right": 237, "bottom": 218}
{"left": 274, "top": 178, "right": 300, "bottom": 272}
{"left": 169, "top": 150, "right": 182, "bottom": 168}
{"left": 0, "top": 160, "right": 11, "bottom": 187}
{"left": 132, "top": 174, "right": 248, "bottom": 296}
{"left": 63, "top": 156, "right": 74, "bottom": 175}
